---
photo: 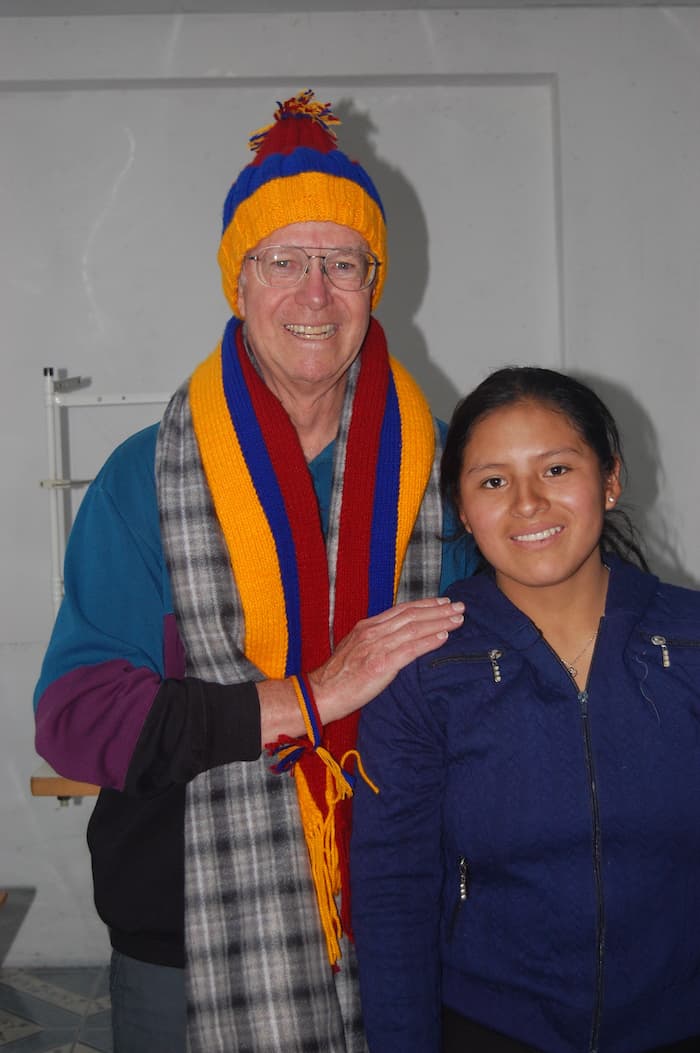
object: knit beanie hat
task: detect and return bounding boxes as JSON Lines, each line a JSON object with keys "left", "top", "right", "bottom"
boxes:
{"left": 218, "top": 89, "right": 387, "bottom": 317}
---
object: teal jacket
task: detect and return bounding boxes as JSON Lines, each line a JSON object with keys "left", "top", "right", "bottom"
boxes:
{"left": 34, "top": 420, "right": 476, "bottom": 967}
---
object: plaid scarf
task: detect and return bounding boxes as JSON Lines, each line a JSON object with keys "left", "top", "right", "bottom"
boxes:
{"left": 156, "top": 317, "right": 443, "bottom": 1052}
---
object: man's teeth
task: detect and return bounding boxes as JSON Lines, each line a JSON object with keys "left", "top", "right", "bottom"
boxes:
{"left": 284, "top": 324, "right": 335, "bottom": 337}
{"left": 513, "top": 526, "right": 562, "bottom": 542}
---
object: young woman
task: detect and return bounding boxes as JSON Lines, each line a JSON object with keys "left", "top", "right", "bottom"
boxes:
{"left": 351, "top": 367, "right": 700, "bottom": 1053}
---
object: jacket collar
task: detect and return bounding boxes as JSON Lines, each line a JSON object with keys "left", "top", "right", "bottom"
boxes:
{"left": 450, "top": 553, "right": 658, "bottom": 650}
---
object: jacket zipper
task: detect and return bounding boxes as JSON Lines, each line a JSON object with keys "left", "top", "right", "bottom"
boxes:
{"left": 447, "top": 855, "right": 470, "bottom": 939}
{"left": 579, "top": 689, "right": 605, "bottom": 1053}
{"left": 431, "top": 650, "right": 503, "bottom": 683}
{"left": 544, "top": 629, "right": 606, "bottom": 1052}
{"left": 646, "top": 634, "right": 700, "bottom": 669}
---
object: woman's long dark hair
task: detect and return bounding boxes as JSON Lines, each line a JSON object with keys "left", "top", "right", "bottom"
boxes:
{"left": 440, "top": 366, "right": 648, "bottom": 571}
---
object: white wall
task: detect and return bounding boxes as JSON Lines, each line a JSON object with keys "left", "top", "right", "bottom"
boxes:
{"left": 2, "top": 6, "right": 700, "bottom": 965}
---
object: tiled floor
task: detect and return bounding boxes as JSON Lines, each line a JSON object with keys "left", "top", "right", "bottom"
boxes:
{"left": 0, "top": 966, "right": 111, "bottom": 1053}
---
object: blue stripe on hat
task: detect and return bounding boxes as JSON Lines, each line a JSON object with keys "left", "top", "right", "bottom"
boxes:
{"left": 222, "top": 146, "right": 385, "bottom": 231}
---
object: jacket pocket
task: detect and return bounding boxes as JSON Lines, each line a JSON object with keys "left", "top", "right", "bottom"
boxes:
{"left": 431, "top": 650, "right": 503, "bottom": 684}
{"left": 642, "top": 633, "right": 700, "bottom": 669}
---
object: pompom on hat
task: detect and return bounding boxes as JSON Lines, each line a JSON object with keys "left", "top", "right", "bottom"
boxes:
{"left": 218, "top": 89, "right": 387, "bottom": 317}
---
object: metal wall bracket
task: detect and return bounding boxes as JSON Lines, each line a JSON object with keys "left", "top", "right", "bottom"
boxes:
{"left": 42, "top": 367, "right": 169, "bottom": 616}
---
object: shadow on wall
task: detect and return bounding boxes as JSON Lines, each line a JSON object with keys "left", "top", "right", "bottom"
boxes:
{"left": 317, "top": 102, "right": 697, "bottom": 590}
{"left": 334, "top": 97, "right": 461, "bottom": 422}
{"left": 0, "top": 888, "right": 36, "bottom": 966}
{"left": 576, "top": 373, "right": 699, "bottom": 591}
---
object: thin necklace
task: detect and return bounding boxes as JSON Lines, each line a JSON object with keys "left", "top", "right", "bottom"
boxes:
{"left": 563, "top": 630, "right": 598, "bottom": 678}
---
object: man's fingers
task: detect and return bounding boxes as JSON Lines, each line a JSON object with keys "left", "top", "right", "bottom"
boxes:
{"left": 355, "top": 598, "right": 463, "bottom": 636}
{"left": 310, "top": 598, "right": 465, "bottom": 723}
{"left": 334, "top": 598, "right": 464, "bottom": 670}
{"left": 363, "top": 603, "right": 464, "bottom": 673}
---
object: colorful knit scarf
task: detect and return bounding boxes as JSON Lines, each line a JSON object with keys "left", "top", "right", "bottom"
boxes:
{"left": 189, "top": 316, "right": 435, "bottom": 964}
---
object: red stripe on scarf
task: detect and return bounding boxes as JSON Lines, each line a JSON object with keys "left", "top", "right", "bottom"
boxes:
{"left": 238, "top": 320, "right": 392, "bottom": 946}
{"left": 237, "top": 327, "right": 331, "bottom": 669}
{"left": 333, "top": 321, "right": 389, "bottom": 643}
{"left": 327, "top": 320, "right": 389, "bottom": 767}
{"left": 327, "top": 320, "right": 391, "bottom": 940}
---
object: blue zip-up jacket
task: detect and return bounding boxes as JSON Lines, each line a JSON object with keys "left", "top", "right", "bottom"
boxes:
{"left": 33, "top": 420, "right": 474, "bottom": 968}
{"left": 351, "top": 556, "right": 700, "bottom": 1053}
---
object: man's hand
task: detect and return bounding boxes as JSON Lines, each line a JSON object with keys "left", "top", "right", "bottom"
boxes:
{"left": 309, "top": 597, "right": 464, "bottom": 725}
{"left": 257, "top": 597, "right": 464, "bottom": 744}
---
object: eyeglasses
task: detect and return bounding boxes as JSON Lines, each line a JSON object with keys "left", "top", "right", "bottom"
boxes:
{"left": 245, "top": 245, "right": 380, "bottom": 292}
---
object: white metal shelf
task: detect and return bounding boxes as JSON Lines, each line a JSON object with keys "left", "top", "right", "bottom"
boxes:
{"left": 42, "top": 367, "right": 170, "bottom": 616}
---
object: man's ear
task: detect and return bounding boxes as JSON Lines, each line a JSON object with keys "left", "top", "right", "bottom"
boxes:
{"left": 237, "top": 273, "right": 247, "bottom": 320}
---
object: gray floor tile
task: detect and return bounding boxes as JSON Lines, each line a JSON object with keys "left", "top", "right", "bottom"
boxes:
{"left": 0, "top": 1006, "right": 43, "bottom": 1044}
{"left": 78, "top": 1031, "right": 113, "bottom": 1052}
{"left": 1, "top": 969, "right": 96, "bottom": 1015}
{"left": 0, "top": 986, "right": 81, "bottom": 1030}
{"left": 0, "top": 890, "right": 36, "bottom": 970}
{"left": 81, "top": 1008, "right": 111, "bottom": 1029}
{"left": 0, "top": 966, "right": 111, "bottom": 1052}
{"left": 27, "top": 967, "right": 102, "bottom": 998}
{"left": 0, "top": 1026, "right": 76, "bottom": 1052}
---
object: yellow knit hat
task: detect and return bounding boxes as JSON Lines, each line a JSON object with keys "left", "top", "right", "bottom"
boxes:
{"left": 218, "top": 90, "right": 387, "bottom": 317}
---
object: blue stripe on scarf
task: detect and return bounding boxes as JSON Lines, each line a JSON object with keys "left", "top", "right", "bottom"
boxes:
{"left": 368, "top": 373, "right": 400, "bottom": 615}
{"left": 221, "top": 318, "right": 302, "bottom": 674}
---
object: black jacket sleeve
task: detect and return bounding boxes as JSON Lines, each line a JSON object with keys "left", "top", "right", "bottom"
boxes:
{"left": 123, "top": 677, "right": 261, "bottom": 796}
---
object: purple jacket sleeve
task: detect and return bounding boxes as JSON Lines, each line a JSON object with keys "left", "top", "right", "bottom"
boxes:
{"left": 34, "top": 425, "right": 262, "bottom": 794}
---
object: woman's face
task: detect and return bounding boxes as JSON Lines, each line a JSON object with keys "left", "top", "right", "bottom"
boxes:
{"left": 457, "top": 399, "right": 621, "bottom": 606}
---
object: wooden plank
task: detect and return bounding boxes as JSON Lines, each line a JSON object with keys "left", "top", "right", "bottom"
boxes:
{"left": 31, "top": 761, "right": 99, "bottom": 798}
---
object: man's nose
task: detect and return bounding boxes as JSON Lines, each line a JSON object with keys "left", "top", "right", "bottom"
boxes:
{"left": 294, "top": 256, "right": 332, "bottom": 308}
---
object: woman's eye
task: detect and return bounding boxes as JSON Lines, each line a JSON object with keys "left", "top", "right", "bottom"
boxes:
{"left": 546, "top": 464, "right": 569, "bottom": 477}
{"left": 482, "top": 477, "right": 505, "bottom": 489}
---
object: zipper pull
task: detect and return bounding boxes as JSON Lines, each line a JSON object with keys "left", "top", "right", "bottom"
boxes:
{"left": 448, "top": 856, "right": 470, "bottom": 938}
{"left": 651, "top": 634, "right": 670, "bottom": 668}
{"left": 458, "top": 856, "right": 470, "bottom": 901}
{"left": 488, "top": 649, "right": 502, "bottom": 683}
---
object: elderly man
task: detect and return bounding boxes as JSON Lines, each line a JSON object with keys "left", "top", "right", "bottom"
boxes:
{"left": 34, "top": 91, "right": 474, "bottom": 1053}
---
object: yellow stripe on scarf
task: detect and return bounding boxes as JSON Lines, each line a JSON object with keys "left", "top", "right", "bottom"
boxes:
{"left": 389, "top": 355, "right": 436, "bottom": 596}
{"left": 189, "top": 346, "right": 288, "bottom": 677}
{"left": 189, "top": 341, "right": 437, "bottom": 968}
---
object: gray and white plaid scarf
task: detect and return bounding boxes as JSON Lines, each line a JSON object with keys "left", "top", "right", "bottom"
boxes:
{"left": 156, "top": 352, "right": 443, "bottom": 1052}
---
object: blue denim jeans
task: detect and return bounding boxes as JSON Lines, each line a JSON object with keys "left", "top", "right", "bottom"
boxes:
{"left": 109, "top": 949, "right": 185, "bottom": 1053}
